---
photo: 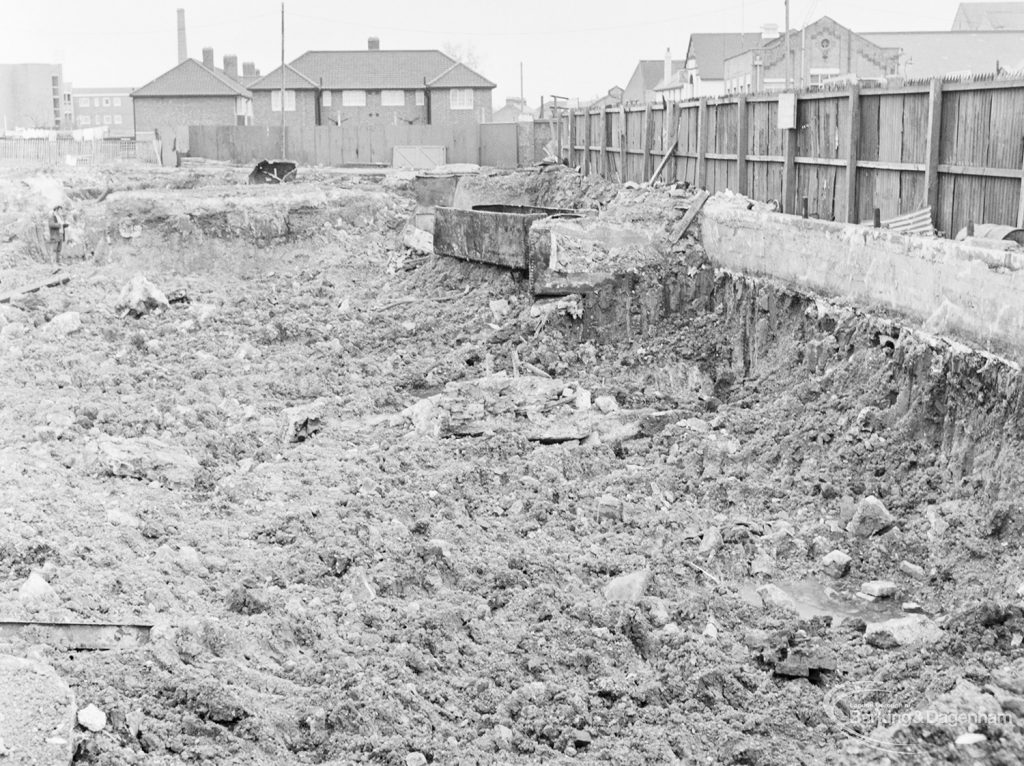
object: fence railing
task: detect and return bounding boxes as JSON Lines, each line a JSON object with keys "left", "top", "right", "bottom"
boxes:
{"left": 556, "top": 78, "right": 1024, "bottom": 238}
{"left": 0, "top": 138, "right": 148, "bottom": 164}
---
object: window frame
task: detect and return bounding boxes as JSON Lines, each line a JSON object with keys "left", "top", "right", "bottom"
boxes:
{"left": 341, "top": 90, "right": 366, "bottom": 107}
{"left": 381, "top": 89, "right": 405, "bottom": 107}
{"left": 449, "top": 88, "right": 474, "bottom": 110}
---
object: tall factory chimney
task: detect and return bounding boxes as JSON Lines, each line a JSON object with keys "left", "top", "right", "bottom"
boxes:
{"left": 177, "top": 9, "right": 188, "bottom": 63}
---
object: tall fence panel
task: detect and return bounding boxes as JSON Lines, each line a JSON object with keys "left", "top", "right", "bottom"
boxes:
{"left": 560, "top": 78, "right": 1024, "bottom": 237}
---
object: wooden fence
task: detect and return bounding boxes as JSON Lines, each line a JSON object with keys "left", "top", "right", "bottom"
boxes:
{"left": 0, "top": 138, "right": 146, "bottom": 164}
{"left": 557, "top": 78, "right": 1024, "bottom": 237}
{"left": 189, "top": 123, "right": 485, "bottom": 167}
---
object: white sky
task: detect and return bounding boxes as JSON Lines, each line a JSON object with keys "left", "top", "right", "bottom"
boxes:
{"left": 5, "top": 1, "right": 968, "bottom": 104}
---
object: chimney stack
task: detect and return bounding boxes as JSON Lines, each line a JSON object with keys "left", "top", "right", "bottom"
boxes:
{"left": 242, "top": 62, "right": 257, "bottom": 77}
{"left": 177, "top": 9, "right": 187, "bottom": 63}
{"left": 368, "top": 36, "right": 380, "bottom": 50}
{"left": 223, "top": 54, "right": 238, "bottom": 79}
{"left": 761, "top": 23, "right": 780, "bottom": 40}
{"left": 202, "top": 47, "right": 214, "bottom": 69}
{"left": 664, "top": 48, "right": 672, "bottom": 84}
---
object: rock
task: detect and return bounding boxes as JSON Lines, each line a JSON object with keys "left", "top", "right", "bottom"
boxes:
{"left": 902, "top": 602, "right": 924, "bottom": 613}
{"left": 698, "top": 526, "right": 723, "bottom": 555}
{"left": 647, "top": 598, "right": 670, "bottom": 627}
{"left": 865, "top": 614, "right": 943, "bottom": 647}
{"left": 116, "top": 275, "right": 169, "bottom": 318}
{"left": 402, "top": 226, "right": 433, "bottom": 255}
{"left": 0, "top": 655, "right": 76, "bottom": 765}
{"left": 348, "top": 567, "right": 375, "bottom": 603}
{"left": 774, "top": 646, "right": 836, "bottom": 678}
{"left": 47, "top": 312, "right": 82, "bottom": 336}
{"left": 847, "top": 495, "right": 895, "bottom": 537}
{"left": 821, "top": 550, "right": 852, "bottom": 578}
{"left": 85, "top": 435, "right": 200, "bottom": 489}
{"left": 955, "top": 733, "right": 987, "bottom": 746}
{"left": 603, "top": 569, "right": 650, "bottom": 604}
{"left": 757, "top": 584, "right": 797, "bottom": 613}
{"left": 106, "top": 508, "right": 140, "bottom": 527}
{"left": 488, "top": 299, "right": 510, "bottom": 320}
{"left": 19, "top": 572, "right": 56, "bottom": 602}
{"left": 594, "top": 395, "right": 619, "bottom": 413}
{"left": 406, "top": 753, "right": 428, "bottom": 766}
{"left": 861, "top": 580, "right": 898, "bottom": 598}
{"left": 77, "top": 704, "right": 107, "bottom": 732}
{"left": 899, "top": 560, "right": 927, "bottom": 580}
{"left": 493, "top": 723, "right": 513, "bottom": 749}
{"left": 280, "top": 399, "right": 327, "bottom": 443}
{"left": 574, "top": 388, "right": 592, "bottom": 411}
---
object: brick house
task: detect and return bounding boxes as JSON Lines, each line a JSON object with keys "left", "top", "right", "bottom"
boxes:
{"left": 249, "top": 38, "right": 495, "bottom": 129}
{"left": 723, "top": 17, "right": 900, "bottom": 92}
{"left": 131, "top": 54, "right": 252, "bottom": 135}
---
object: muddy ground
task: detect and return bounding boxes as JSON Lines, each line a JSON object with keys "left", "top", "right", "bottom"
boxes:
{"left": 2, "top": 162, "right": 1024, "bottom": 765}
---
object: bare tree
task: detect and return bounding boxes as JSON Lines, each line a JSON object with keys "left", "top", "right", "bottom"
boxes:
{"left": 442, "top": 42, "right": 481, "bottom": 70}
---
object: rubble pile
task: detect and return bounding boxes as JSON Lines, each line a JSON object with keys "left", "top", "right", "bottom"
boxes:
{"left": 0, "top": 163, "right": 1023, "bottom": 765}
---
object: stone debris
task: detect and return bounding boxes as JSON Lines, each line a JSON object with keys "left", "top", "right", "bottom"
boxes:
{"left": 603, "top": 570, "right": 650, "bottom": 604}
{"left": 115, "top": 275, "right": 170, "bottom": 318}
{"left": 83, "top": 434, "right": 200, "bottom": 488}
{"left": 860, "top": 580, "right": 898, "bottom": 598}
{"left": 18, "top": 571, "right": 57, "bottom": 602}
{"left": 698, "top": 526, "right": 724, "bottom": 555}
{"left": 865, "top": 614, "right": 943, "bottom": 647}
{"left": 348, "top": 567, "right": 376, "bottom": 603}
{"left": 46, "top": 311, "right": 82, "bottom": 336}
{"left": 405, "top": 752, "right": 428, "bottom": 766}
{"left": 77, "top": 703, "right": 107, "bottom": 732}
{"left": 821, "top": 550, "right": 852, "bottom": 578}
{"left": 0, "top": 655, "right": 75, "bottom": 765}
{"left": 402, "top": 225, "right": 433, "bottom": 255}
{"left": 757, "top": 584, "right": 797, "bottom": 614}
{"left": 846, "top": 495, "right": 895, "bottom": 537}
{"left": 899, "top": 560, "right": 927, "bottom": 580}
{"left": 954, "top": 732, "right": 987, "bottom": 746}
{"left": 280, "top": 399, "right": 327, "bottom": 443}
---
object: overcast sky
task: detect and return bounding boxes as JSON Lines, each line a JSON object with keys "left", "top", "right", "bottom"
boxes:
{"left": 6, "top": 1, "right": 969, "bottom": 104}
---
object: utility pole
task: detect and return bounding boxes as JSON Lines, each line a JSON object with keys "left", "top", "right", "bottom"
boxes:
{"left": 280, "top": 2, "right": 286, "bottom": 158}
{"left": 520, "top": 62, "right": 524, "bottom": 106}
{"left": 784, "top": 0, "right": 791, "bottom": 90}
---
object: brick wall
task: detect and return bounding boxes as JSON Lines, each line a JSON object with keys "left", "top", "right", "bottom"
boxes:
{"left": 430, "top": 88, "right": 493, "bottom": 127}
{"left": 134, "top": 96, "right": 239, "bottom": 134}
{"left": 251, "top": 90, "right": 318, "bottom": 129}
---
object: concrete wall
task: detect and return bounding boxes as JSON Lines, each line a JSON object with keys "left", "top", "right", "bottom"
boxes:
{"left": 134, "top": 96, "right": 239, "bottom": 134}
{"left": 701, "top": 200, "right": 1024, "bottom": 359}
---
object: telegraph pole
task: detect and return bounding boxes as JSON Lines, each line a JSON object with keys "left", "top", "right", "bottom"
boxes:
{"left": 784, "top": 0, "right": 791, "bottom": 90}
{"left": 280, "top": 3, "right": 286, "bottom": 157}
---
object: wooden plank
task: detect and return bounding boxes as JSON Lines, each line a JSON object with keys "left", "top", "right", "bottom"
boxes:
{"left": 782, "top": 124, "right": 797, "bottom": 214}
{"left": 696, "top": 97, "right": 708, "bottom": 188}
{"left": 736, "top": 95, "right": 748, "bottom": 195}
{"left": 796, "top": 157, "right": 847, "bottom": 167}
{"left": 567, "top": 111, "right": 576, "bottom": 167}
{"left": 858, "top": 160, "right": 927, "bottom": 172}
{"left": 1019, "top": 145, "right": 1024, "bottom": 227}
{"left": 845, "top": 85, "right": 861, "bottom": 223}
{"left": 600, "top": 106, "right": 609, "bottom": 178}
{"left": 642, "top": 103, "right": 653, "bottom": 181}
{"left": 650, "top": 138, "right": 678, "bottom": 184}
{"left": 938, "top": 164, "right": 1024, "bottom": 178}
{"left": 669, "top": 189, "right": 710, "bottom": 243}
{"left": 583, "top": 110, "right": 591, "bottom": 176}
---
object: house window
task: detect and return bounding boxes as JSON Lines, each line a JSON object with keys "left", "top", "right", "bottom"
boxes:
{"left": 79, "top": 96, "right": 90, "bottom": 107}
{"left": 322, "top": 90, "right": 332, "bottom": 107}
{"left": 113, "top": 97, "right": 121, "bottom": 107}
{"left": 114, "top": 115, "right": 123, "bottom": 125}
{"left": 80, "top": 115, "right": 91, "bottom": 125}
{"left": 271, "top": 90, "right": 296, "bottom": 111}
{"left": 63, "top": 93, "right": 71, "bottom": 104}
{"left": 341, "top": 90, "right": 366, "bottom": 107}
{"left": 93, "top": 97, "right": 100, "bottom": 107}
{"left": 103, "top": 115, "right": 112, "bottom": 125}
{"left": 415, "top": 90, "right": 424, "bottom": 106}
{"left": 236, "top": 97, "right": 248, "bottom": 116}
{"left": 449, "top": 88, "right": 473, "bottom": 110}
{"left": 102, "top": 97, "right": 111, "bottom": 106}
{"left": 381, "top": 90, "right": 404, "bottom": 106}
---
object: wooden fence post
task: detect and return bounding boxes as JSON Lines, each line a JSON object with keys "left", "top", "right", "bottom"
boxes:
{"left": 924, "top": 78, "right": 943, "bottom": 230}
{"left": 619, "top": 105, "right": 627, "bottom": 182}
{"left": 782, "top": 94, "right": 798, "bottom": 214}
{"left": 1018, "top": 138, "right": 1024, "bottom": 228}
{"left": 597, "top": 106, "right": 606, "bottom": 178}
{"left": 568, "top": 110, "right": 576, "bottom": 168}
{"left": 642, "top": 103, "right": 654, "bottom": 182}
{"left": 736, "top": 96, "right": 748, "bottom": 195}
{"left": 696, "top": 97, "right": 708, "bottom": 189}
{"left": 844, "top": 84, "right": 861, "bottom": 223}
{"left": 583, "top": 110, "right": 592, "bottom": 176}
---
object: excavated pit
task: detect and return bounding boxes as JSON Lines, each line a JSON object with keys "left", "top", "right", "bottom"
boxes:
{"left": 1, "top": 163, "right": 1023, "bottom": 765}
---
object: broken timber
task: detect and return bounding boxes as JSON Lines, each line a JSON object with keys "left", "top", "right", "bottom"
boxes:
{"left": 0, "top": 272, "right": 70, "bottom": 304}
{"left": 649, "top": 138, "right": 679, "bottom": 185}
{"left": 669, "top": 190, "right": 711, "bottom": 244}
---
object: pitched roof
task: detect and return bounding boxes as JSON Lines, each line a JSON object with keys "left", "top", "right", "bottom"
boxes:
{"left": 251, "top": 50, "right": 495, "bottom": 91}
{"left": 685, "top": 33, "right": 765, "bottom": 80}
{"left": 131, "top": 58, "right": 250, "bottom": 98}
{"left": 249, "top": 63, "right": 319, "bottom": 91}
{"left": 863, "top": 29, "right": 1024, "bottom": 77}
{"left": 953, "top": 2, "right": 1024, "bottom": 29}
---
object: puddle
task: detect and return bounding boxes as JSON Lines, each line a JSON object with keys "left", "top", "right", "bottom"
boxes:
{"left": 737, "top": 578, "right": 906, "bottom": 623}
